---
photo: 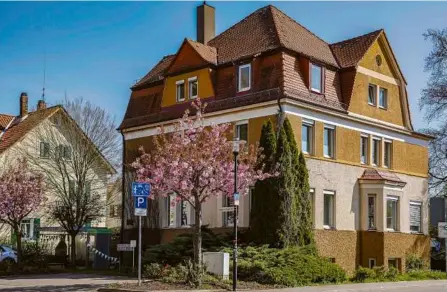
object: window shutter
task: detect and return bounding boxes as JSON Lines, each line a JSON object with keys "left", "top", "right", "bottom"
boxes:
{"left": 33, "top": 218, "right": 40, "bottom": 240}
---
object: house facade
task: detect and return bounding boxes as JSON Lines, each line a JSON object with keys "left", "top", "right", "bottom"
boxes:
{"left": 119, "top": 4, "right": 431, "bottom": 272}
{"left": 0, "top": 93, "right": 116, "bottom": 258}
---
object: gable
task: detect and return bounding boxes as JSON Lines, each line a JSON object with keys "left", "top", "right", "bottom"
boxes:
{"left": 358, "top": 35, "right": 399, "bottom": 79}
{"left": 167, "top": 41, "right": 212, "bottom": 74}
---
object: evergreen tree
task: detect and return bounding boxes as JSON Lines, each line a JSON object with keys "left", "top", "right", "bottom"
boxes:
{"left": 298, "top": 151, "right": 313, "bottom": 245}
{"left": 249, "top": 120, "right": 280, "bottom": 245}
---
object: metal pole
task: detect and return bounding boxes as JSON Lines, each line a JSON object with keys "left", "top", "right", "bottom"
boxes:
{"left": 132, "top": 247, "right": 135, "bottom": 273}
{"left": 233, "top": 151, "right": 238, "bottom": 291}
{"left": 138, "top": 216, "right": 142, "bottom": 286}
{"left": 445, "top": 196, "right": 447, "bottom": 274}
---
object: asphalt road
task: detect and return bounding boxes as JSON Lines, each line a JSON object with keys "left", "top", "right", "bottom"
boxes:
{"left": 0, "top": 274, "right": 445, "bottom": 292}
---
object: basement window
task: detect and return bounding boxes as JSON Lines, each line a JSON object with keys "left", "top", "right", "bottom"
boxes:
{"left": 238, "top": 64, "right": 251, "bottom": 92}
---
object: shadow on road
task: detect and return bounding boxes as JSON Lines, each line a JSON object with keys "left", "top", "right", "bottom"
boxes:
{"left": 0, "top": 284, "right": 102, "bottom": 292}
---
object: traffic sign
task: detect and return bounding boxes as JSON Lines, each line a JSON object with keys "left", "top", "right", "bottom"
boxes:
{"left": 134, "top": 196, "right": 148, "bottom": 209}
{"left": 234, "top": 193, "right": 240, "bottom": 206}
{"left": 219, "top": 207, "right": 234, "bottom": 212}
{"left": 132, "top": 182, "right": 151, "bottom": 197}
{"left": 438, "top": 222, "right": 447, "bottom": 238}
{"left": 117, "top": 244, "right": 133, "bottom": 251}
{"left": 130, "top": 240, "right": 136, "bottom": 248}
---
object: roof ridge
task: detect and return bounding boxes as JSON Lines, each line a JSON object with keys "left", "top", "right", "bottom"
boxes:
{"left": 207, "top": 5, "right": 270, "bottom": 45}
{"left": 331, "top": 29, "right": 383, "bottom": 47}
{"left": 269, "top": 5, "right": 330, "bottom": 46}
{"left": 268, "top": 5, "right": 284, "bottom": 47}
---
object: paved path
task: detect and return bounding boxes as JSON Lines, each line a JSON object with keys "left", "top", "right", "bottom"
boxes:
{"left": 262, "top": 280, "right": 447, "bottom": 292}
{"left": 0, "top": 273, "right": 131, "bottom": 292}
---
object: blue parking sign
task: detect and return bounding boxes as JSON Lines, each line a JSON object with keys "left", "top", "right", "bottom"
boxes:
{"left": 134, "top": 196, "right": 148, "bottom": 209}
{"left": 132, "top": 182, "right": 151, "bottom": 197}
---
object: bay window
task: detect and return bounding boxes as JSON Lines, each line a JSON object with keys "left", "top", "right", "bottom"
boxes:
{"left": 386, "top": 196, "right": 399, "bottom": 231}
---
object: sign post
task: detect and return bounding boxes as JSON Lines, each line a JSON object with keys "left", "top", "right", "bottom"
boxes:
{"left": 132, "top": 182, "right": 150, "bottom": 287}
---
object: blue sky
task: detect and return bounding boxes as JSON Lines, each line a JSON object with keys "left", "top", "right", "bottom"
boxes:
{"left": 0, "top": 1, "right": 446, "bottom": 130}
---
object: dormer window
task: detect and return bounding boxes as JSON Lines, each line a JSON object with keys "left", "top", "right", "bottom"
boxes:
{"left": 188, "top": 77, "right": 198, "bottom": 99}
{"left": 176, "top": 80, "right": 185, "bottom": 102}
{"left": 311, "top": 63, "right": 323, "bottom": 93}
{"left": 238, "top": 64, "right": 251, "bottom": 92}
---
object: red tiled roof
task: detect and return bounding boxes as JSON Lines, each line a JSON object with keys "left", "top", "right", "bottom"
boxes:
{"left": 208, "top": 5, "right": 339, "bottom": 67}
{"left": 0, "top": 106, "right": 60, "bottom": 154}
{"left": 360, "top": 169, "right": 406, "bottom": 185}
{"left": 132, "top": 55, "right": 176, "bottom": 89}
{"left": 0, "top": 114, "right": 14, "bottom": 130}
{"left": 187, "top": 39, "right": 217, "bottom": 65}
{"left": 330, "top": 29, "right": 383, "bottom": 68}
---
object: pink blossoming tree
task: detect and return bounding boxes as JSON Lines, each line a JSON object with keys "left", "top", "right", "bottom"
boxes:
{"left": 0, "top": 158, "right": 45, "bottom": 267}
{"left": 132, "top": 99, "right": 273, "bottom": 283}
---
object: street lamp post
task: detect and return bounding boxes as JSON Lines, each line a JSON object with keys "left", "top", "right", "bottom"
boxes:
{"left": 232, "top": 138, "right": 243, "bottom": 291}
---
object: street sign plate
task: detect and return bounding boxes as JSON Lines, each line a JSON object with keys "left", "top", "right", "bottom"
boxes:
{"left": 134, "top": 196, "right": 148, "bottom": 209}
{"left": 132, "top": 182, "right": 151, "bottom": 197}
{"left": 130, "top": 240, "right": 136, "bottom": 248}
{"left": 438, "top": 222, "right": 447, "bottom": 238}
{"left": 135, "top": 208, "right": 147, "bottom": 216}
{"left": 219, "top": 207, "right": 234, "bottom": 212}
{"left": 117, "top": 244, "right": 134, "bottom": 251}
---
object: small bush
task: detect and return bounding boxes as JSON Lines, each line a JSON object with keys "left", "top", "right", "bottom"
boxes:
{"left": 223, "top": 245, "right": 346, "bottom": 287}
{"left": 406, "top": 254, "right": 425, "bottom": 271}
{"left": 22, "top": 242, "right": 49, "bottom": 270}
{"left": 143, "top": 263, "right": 163, "bottom": 279}
{"left": 354, "top": 267, "right": 375, "bottom": 282}
{"left": 386, "top": 267, "right": 399, "bottom": 280}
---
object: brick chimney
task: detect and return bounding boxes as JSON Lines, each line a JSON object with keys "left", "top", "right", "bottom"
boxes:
{"left": 19, "top": 92, "right": 28, "bottom": 117}
{"left": 197, "top": 2, "right": 215, "bottom": 44}
{"left": 37, "top": 100, "right": 47, "bottom": 111}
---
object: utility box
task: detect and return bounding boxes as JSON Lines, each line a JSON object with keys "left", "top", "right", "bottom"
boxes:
{"left": 203, "top": 252, "right": 229, "bottom": 280}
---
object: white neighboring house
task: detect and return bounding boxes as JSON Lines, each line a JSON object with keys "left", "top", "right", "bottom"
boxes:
{"left": 0, "top": 93, "right": 116, "bottom": 256}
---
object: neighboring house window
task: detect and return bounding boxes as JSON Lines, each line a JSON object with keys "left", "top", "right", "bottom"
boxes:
{"left": 323, "top": 190, "right": 335, "bottom": 228}
{"left": 238, "top": 64, "right": 251, "bottom": 92}
{"left": 310, "top": 188, "right": 315, "bottom": 226}
{"left": 40, "top": 141, "right": 50, "bottom": 158}
{"left": 20, "top": 219, "right": 33, "bottom": 240}
{"left": 384, "top": 140, "right": 392, "bottom": 168}
{"left": 369, "top": 258, "right": 377, "bottom": 269}
{"left": 410, "top": 201, "right": 422, "bottom": 233}
{"left": 176, "top": 80, "right": 185, "bottom": 102}
{"left": 188, "top": 77, "right": 198, "bottom": 99}
{"left": 368, "top": 194, "right": 376, "bottom": 230}
{"left": 368, "top": 84, "right": 377, "bottom": 105}
{"left": 323, "top": 125, "right": 335, "bottom": 158}
{"left": 386, "top": 196, "right": 399, "bottom": 231}
{"left": 360, "top": 135, "right": 368, "bottom": 164}
{"left": 302, "top": 120, "right": 314, "bottom": 154}
{"left": 372, "top": 137, "right": 380, "bottom": 166}
{"left": 379, "top": 87, "right": 388, "bottom": 109}
{"left": 235, "top": 121, "right": 248, "bottom": 142}
{"left": 223, "top": 196, "right": 234, "bottom": 226}
{"left": 311, "top": 63, "right": 323, "bottom": 93}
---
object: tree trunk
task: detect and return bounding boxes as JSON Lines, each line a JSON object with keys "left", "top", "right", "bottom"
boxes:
{"left": 14, "top": 227, "right": 22, "bottom": 270}
{"left": 193, "top": 200, "right": 202, "bottom": 286}
{"left": 70, "top": 233, "right": 77, "bottom": 266}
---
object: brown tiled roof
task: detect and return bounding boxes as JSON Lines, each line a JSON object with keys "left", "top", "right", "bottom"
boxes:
{"left": 0, "top": 106, "right": 60, "bottom": 154}
{"left": 187, "top": 39, "right": 217, "bottom": 65}
{"left": 132, "top": 54, "right": 175, "bottom": 89}
{"left": 330, "top": 29, "right": 383, "bottom": 68}
{"left": 0, "top": 114, "right": 14, "bottom": 130}
{"left": 208, "top": 5, "right": 339, "bottom": 67}
{"left": 360, "top": 169, "right": 406, "bottom": 186}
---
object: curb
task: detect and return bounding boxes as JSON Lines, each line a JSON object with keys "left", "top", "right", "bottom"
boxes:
{"left": 98, "top": 289, "right": 225, "bottom": 292}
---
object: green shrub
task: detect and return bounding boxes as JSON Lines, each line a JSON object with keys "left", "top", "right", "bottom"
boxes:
{"left": 143, "top": 263, "right": 163, "bottom": 279}
{"left": 223, "top": 245, "right": 346, "bottom": 287}
{"left": 22, "top": 242, "right": 49, "bottom": 270}
{"left": 354, "top": 267, "right": 375, "bottom": 282}
{"left": 143, "top": 227, "right": 229, "bottom": 266}
{"left": 406, "top": 254, "right": 426, "bottom": 271}
{"left": 386, "top": 267, "right": 399, "bottom": 280}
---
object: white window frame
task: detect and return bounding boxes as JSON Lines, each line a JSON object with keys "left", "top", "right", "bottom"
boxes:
{"left": 238, "top": 64, "right": 251, "bottom": 92}
{"left": 176, "top": 80, "right": 185, "bottom": 102}
{"left": 368, "top": 84, "right": 377, "bottom": 106}
{"left": 188, "top": 77, "right": 198, "bottom": 99}
{"left": 323, "top": 190, "right": 335, "bottom": 229}
{"left": 367, "top": 194, "right": 376, "bottom": 230}
{"left": 383, "top": 139, "right": 392, "bottom": 168}
{"left": 372, "top": 137, "right": 381, "bottom": 166}
{"left": 409, "top": 201, "right": 422, "bottom": 233}
{"left": 360, "top": 134, "right": 369, "bottom": 164}
{"left": 235, "top": 120, "right": 249, "bottom": 141}
{"left": 386, "top": 196, "right": 399, "bottom": 231}
{"left": 379, "top": 87, "right": 388, "bottom": 109}
{"left": 302, "top": 119, "right": 314, "bottom": 155}
{"left": 310, "top": 63, "right": 323, "bottom": 93}
{"left": 323, "top": 124, "right": 335, "bottom": 159}
{"left": 368, "top": 258, "right": 377, "bottom": 269}
{"left": 20, "top": 219, "right": 34, "bottom": 240}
